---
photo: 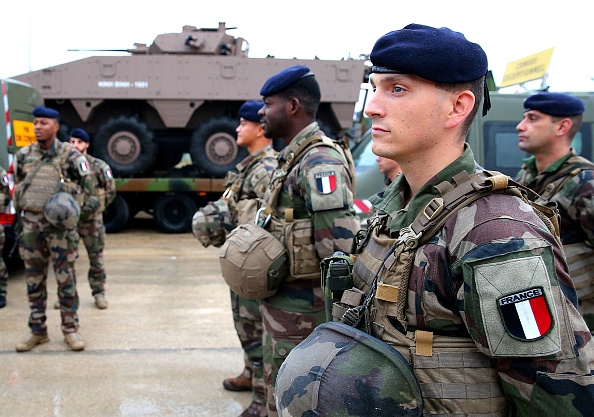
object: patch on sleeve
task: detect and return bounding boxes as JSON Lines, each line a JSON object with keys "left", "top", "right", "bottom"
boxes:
{"left": 104, "top": 167, "right": 113, "bottom": 179}
{"left": 307, "top": 164, "right": 346, "bottom": 211}
{"left": 498, "top": 287, "right": 553, "bottom": 341}
{"left": 76, "top": 155, "right": 91, "bottom": 176}
{"left": 471, "top": 253, "right": 562, "bottom": 357}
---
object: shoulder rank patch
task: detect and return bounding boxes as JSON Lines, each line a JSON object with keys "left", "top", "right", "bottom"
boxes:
{"left": 498, "top": 287, "right": 553, "bottom": 341}
{"left": 315, "top": 171, "right": 337, "bottom": 194}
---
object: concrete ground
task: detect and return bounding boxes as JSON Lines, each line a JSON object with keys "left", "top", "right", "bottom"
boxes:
{"left": 0, "top": 216, "right": 252, "bottom": 417}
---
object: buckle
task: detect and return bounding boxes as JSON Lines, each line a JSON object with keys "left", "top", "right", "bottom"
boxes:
{"left": 396, "top": 225, "right": 422, "bottom": 249}
{"left": 342, "top": 305, "right": 364, "bottom": 327}
{"left": 254, "top": 207, "right": 271, "bottom": 228}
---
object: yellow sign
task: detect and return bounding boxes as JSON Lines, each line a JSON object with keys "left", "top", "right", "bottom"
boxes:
{"left": 13, "top": 120, "right": 37, "bottom": 147}
{"left": 500, "top": 48, "right": 555, "bottom": 88}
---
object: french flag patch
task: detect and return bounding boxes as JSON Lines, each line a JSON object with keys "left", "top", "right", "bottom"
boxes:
{"left": 80, "top": 160, "right": 89, "bottom": 173}
{"left": 315, "top": 171, "right": 337, "bottom": 194}
{"left": 498, "top": 287, "right": 553, "bottom": 341}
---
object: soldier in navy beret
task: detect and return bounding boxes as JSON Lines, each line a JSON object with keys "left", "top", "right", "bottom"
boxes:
{"left": 256, "top": 60, "right": 359, "bottom": 416}
{"left": 294, "top": 24, "right": 594, "bottom": 416}
{"left": 516, "top": 92, "right": 594, "bottom": 336}
{"left": 238, "top": 100, "right": 264, "bottom": 123}
{"left": 259, "top": 65, "right": 314, "bottom": 97}
{"left": 523, "top": 92, "right": 585, "bottom": 117}
{"left": 32, "top": 105, "right": 60, "bottom": 119}
{"left": 70, "top": 127, "right": 90, "bottom": 143}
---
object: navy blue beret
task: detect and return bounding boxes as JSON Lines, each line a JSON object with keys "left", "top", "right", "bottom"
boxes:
{"left": 524, "top": 92, "right": 585, "bottom": 117}
{"left": 32, "top": 105, "right": 60, "bottom": 119}
{"left": 239, "top": 100, "right": 264, "bottom": 122}
{"left": 260, "top": 65, "right": 314, "bottom": 97}
{"left": 70, "top": 128, "right": 90, "bottom": 142}
{"left": 370, "top": 23, "right": 488, "bottom": 83}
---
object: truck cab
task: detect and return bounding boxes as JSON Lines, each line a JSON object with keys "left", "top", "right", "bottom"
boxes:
{"left": 0, "top": 79, "right": 43, "bottom": 260}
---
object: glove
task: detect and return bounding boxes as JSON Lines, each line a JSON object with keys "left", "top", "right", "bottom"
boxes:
{"left": 79, "top": 195, "right": 100, "bottom": 222}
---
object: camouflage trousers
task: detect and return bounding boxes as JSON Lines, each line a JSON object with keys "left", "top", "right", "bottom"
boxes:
{"left": 0, "top": 226, "right": 7, "bottom": 296}
{"left": 230, "top": 290, "right": 266, "bottom": 404}
{"left": 19, "top": 211, "right": 80, "bottom": 334}
{"left": 260, "top": 281, "right": 326, "bottom": 417}
{"left": 78, "top": 217, "right": 107, "bottom": 295}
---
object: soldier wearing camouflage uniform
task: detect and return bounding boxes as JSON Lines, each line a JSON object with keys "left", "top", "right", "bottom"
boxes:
{"left": 255, "top": 66, "right": 359, "bottom": 417}
{"left": 192, "top": 100, "right": 277, "bottom": 417}
{"left": 515, "top": 92, "right": 594, "bottom": 331}
{"left": 68, "top": 128, "right": 116, "bottom": 309}
{"left": 0, "top": 167, "right": 11, "bottom": 308}
{"left": 14, "top": 105, "right": 97, "bottom": 352}
{"left": 275, "top": 25, "right": 594, "bottom": 416}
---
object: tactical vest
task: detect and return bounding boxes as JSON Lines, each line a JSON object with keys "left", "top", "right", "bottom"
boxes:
{"left": 15, "top": 144, "right": 76, "bottom": 213}
{"left": 519, "top": 155, "right": 594, "bottom": 303}
{"left": 335, "top": 170, "right": 560, "bottom": 417}
{"left": 260, "top": 134, "right": 355, "bottom": 281}
{"left": 222, "top": 148, "right": 275, "bottom": 226}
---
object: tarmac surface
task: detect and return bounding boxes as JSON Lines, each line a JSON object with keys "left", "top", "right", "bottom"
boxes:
{"left": 0, "top": 216, "right": 252, "bottom": 417}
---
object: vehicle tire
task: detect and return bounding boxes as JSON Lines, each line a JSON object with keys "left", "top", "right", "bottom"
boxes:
{"left": 189, "top": 117, "right": 248, "bottom": 178}
{"left": 93, "top": 116, "right": 156, "bottom": 177}
{"left": 103, "top": 195, "right": 130, "bottom": 233}
{"left": 153, "top": 194, "right": 197, "bottom": 233}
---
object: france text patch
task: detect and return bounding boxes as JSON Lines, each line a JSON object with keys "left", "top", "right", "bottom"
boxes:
{"left": 498, "top": 287, "right": 552, "bottom": 341}
{"left": 315, "top": 171, "right": 337, "bottom": 194}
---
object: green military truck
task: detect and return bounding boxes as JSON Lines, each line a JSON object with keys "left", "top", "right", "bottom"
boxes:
{"left": 12, "top": 22, "right": 368, "bottom": 233}
{"left": 353, "top": 91, "right": 594, "bottom": 210}
{"left": 0, "top": 79, "right": 43, "bottom": 258}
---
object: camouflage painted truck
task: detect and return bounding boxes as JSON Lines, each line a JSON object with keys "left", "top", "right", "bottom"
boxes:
{"left": 0, "top": 79, "right": 43, "bottom": 259}
{"left": 12, "top": 22, "right": 368, "bottom": 233}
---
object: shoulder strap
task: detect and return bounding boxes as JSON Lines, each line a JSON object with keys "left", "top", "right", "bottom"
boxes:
{"left": 262, "top": 134, "right": 350, "bottom": 216}
{"left": 538, "top": 156, "right": 594, "bottom": 202}
{"left": 398, "top": 169, "right": 560, "bottom": 250}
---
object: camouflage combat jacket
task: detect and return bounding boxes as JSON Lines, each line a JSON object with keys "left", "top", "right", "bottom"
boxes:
{"left": 263, "top": 122, "right": 359, "bottom": 264}
{"left": 516, "top": 150, "right": 594, "bottom": 246}
{"left": 354, "top": 145, "right": 594, "bottom": 416}
{"left": 15, "top": 140, "right": 94, "bottom": 218}
{"left": 84, "top": 154, "right": 116, "bottom": 219}
{"left": 223, "top": 143, "right": 278, "bottom": 226}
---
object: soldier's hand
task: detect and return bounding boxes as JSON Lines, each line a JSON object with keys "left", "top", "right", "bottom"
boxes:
{"left": 80, "top": 196, "right": 100, "bottom": 221}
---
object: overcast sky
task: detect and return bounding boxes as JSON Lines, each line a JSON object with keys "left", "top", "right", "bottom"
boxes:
{"left": 1, "top": 0, "right": 592, "bottom": 92}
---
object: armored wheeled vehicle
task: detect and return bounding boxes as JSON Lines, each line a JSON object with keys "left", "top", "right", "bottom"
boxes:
{"left": 12, "top": 23, "right": 368, "bottom": 233}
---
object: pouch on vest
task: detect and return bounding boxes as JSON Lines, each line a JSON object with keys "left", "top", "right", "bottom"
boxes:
{"left": 219, "top": 223, "right": 289, "bottom": 299}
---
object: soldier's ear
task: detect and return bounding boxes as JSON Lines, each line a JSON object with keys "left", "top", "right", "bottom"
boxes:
{"left": 555, "top": 118, "right": 572, "bottom": 137}
{"left": 445, "top": 90, "right": 475, "bottom": 130}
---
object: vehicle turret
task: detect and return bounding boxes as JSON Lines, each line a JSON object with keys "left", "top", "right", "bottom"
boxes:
{"left": 127, "top": 22, "right": 249, "bottom": 56}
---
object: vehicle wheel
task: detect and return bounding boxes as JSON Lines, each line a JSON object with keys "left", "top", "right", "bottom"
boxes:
{"left": 93, "top": 116, "right": 156, "bottom": 177}
{"left": 103, "top": 195, "right": 130, "bottom": 233}
{"left": 189, "top": 117, "right": 248, "bottom": 178}
{"left": 153, "top": 194, "right": 197, "bottom": 233}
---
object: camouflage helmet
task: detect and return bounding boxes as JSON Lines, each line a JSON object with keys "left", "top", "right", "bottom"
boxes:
{"left": 43, "top": 192, "right": 81, "bottom": 229}
{"left": 191, "top": 200, "right": 231, "bottom": 248}
{"left": 275, "top": 321, "right": 423, "bottom": 416}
